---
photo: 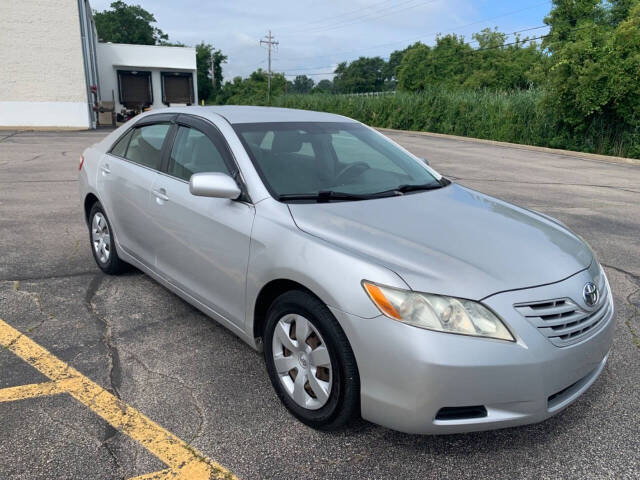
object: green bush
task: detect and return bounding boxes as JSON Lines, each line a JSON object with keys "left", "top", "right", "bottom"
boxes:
{"left": 272, "top": 88, "right": 639, "bottom": 158}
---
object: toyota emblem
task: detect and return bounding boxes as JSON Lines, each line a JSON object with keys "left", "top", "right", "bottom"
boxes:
{"left": 583, "top": 282, "right": 599, "bottom": 307}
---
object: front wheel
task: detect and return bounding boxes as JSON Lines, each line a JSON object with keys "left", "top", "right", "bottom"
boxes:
{"left": 264, "top": 290, "right": 360, "bottom": 430}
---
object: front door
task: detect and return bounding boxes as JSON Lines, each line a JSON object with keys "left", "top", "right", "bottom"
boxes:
{"left": 149, "top": 117, "right": 255, "bottom": 328}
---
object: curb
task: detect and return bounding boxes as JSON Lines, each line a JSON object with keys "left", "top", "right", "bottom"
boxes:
{"left": 376, "top": 127, "right": 640, "bottom": 167}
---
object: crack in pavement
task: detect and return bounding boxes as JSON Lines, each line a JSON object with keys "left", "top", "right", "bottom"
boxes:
{"left": 37, "top": 401, "right": 127, "bottom": 480}
{"left": 1, "top": 270, "right": 100, "bottom": 283}
{"left": 84, "top": 274, "right": 121, "bottom": 399}
{"left": 391, "top": 131, "right": 640, "bottom": 168}
{"left": 602, "top": 264, "right": 640, "bottom": 350}
{"left": 125, "top": 348, "right": 207, "bottom": 447}
{"left": 601, "top": 264, "right": 640, "bottom": 285}
{"left": 0, "top": 179, "right": 78, "bottom": 184}
{"left": 0, "top": 131, "right": 20, "bottom": 142}
{"left": 446, "top": 176, "right": 640, "bottom": 195}
{"left": 12, "top": 281, "right": 55, "bottom": 335}
{"left": 83, "top": 273, "right": 127, "bottom": 475}
{"left": 623, "top": 287, "right": 640, "bottom": 349}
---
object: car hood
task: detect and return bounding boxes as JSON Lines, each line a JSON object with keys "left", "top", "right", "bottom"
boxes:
{"left": 288, "top": 184, "right": 593, "bottom": 300}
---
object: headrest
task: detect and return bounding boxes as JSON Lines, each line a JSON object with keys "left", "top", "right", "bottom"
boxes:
{"left": 189, "top": 135, "right": 213, "bottom": 169}
{"left": 271, "top": 130, "right": 304, "bottom": 154}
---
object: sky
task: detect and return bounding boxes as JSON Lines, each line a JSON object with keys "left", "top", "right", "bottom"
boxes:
{"left": 89, "top": 0, "right": 553, "bottom": 82}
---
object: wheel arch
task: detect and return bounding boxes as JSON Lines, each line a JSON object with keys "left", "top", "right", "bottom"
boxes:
{"left": 253, "top": 278, "right": 325, "bottom": 342}
{"left": 84, "top": 192, "right": 100, "bottom": 225}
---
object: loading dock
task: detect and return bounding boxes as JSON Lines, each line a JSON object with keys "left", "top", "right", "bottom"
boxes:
{"left": 97, "top": 43, "right": 198, "bottom": 123}
{"left": 0, "top": 1, "right": 197, "bottom": 130}
{"left": 162, "top": 72, "right": 195, "bottom": 105}
{"left": 117, "top": 70, "right": 153, "bottom": 109}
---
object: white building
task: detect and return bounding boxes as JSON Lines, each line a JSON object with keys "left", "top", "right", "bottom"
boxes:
{"left": 97, "top": 43, "right": 197, "bottom": 119}
{"left": 0, "top": 0, "right": 197, "bottom": 130}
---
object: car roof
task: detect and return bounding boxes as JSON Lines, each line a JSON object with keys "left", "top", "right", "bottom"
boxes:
{"left": 142, "top": 105, "right": 358, "bottom": 125}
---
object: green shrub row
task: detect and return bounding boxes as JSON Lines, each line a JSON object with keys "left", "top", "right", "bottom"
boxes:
{"left": 271, "top": 89, "right": 640, "bottom": 158}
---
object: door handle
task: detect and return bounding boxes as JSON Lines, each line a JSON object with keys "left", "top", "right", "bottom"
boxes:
{"left": 100, "top": 164, "right": 111, "bottom": 174}
{"left": 152, "top": 188, "right": 169, "bottom": 202}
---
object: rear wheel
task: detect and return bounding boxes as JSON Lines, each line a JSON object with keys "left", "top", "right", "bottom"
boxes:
{"left": 264, "top": 290, "right": 360, "bottom": 430}
{"left": 88, "top": 203, "right": 128, "bottom": 275}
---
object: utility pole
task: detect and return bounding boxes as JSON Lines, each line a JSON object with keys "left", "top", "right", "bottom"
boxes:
{"left": 210, "top": 53, "right": 216, "bottom": 91}
{"left": 260, "top": 30, "right": 278, "bottom": 103}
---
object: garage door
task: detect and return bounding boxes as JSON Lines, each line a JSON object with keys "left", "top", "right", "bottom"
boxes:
{"left": 118, "top": 70, "right": 152, "bottom": 108}
{"left": 162, "top": 72, "right": 194, "bottom": 105}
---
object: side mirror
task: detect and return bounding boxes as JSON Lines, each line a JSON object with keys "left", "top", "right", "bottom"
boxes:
{"left": 189, "top": 172, "right": 241, "bottom": 199}
{"left": 420, "top": 157, "right": 430, "bottom": 166}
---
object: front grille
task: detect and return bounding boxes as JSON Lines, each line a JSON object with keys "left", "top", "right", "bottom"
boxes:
{"left": 514, "top": 290, "right": 611, "bottom": 347}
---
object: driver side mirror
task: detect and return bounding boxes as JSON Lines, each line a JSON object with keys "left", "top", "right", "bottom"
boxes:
{"left": 420, "top": 157, "right": 430, "bottom": 166}
{"left": 189, "top": 172, "right": 241, "bottom": 199}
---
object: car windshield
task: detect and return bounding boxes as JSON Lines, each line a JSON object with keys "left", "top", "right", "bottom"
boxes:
{"left": 234, "top": 122, "right": 446, "bottom": 201}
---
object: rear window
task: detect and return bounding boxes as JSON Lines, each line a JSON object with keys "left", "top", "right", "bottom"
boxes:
{"left": 124, "top": 123, "right": 170, "bottom": 170}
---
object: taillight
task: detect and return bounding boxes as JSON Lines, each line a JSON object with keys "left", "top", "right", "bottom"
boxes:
{"left": 78, "top": 155, "right": 85, "bottom": 171}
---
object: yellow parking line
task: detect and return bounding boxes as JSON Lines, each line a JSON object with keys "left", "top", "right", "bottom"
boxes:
{"left": 0, "top": 379, "right": 75, "bottom": 403}
{"left": 0, "top": 318, "right": 237, "bottom": 480}
{"left": 128, "top": 468, "right": 173, "bottom": 480}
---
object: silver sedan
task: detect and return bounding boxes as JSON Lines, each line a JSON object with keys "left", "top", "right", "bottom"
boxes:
{"left": 79, "top": 106, "right": 614, "bottom": 434}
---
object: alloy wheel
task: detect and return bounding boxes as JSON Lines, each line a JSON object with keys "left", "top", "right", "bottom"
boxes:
{"left": 271, "top": 314, "right": 333, "bottom": 410}
{"left": 91, "top": 212, "right": 111, "bottom": 264}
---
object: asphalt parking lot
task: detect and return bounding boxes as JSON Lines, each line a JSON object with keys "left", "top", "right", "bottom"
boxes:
{"left": 1, "top": 128, "right": 638, "bottom": 480}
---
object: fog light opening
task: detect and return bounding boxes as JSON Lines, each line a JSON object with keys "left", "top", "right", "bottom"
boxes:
{"left": 435, "top": 405, "right": 488, "bottom": 421}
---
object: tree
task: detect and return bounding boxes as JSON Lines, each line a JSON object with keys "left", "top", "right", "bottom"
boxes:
{"left": 541, "top": 0, "right": 640, "bottom": 130}
{"left": 396, "top": 32, "right": 542, "bottom": 91}
{"left": 312, "top": 79, "right": 334, "bottom": 94}
{"left": 289, "top": 75, "right": 315, "bottom": 94}
{"left": 195, "top": 42, "right": 227, "bottom": 103}
{"left": 463, "top": 28, "right": 542, "bottom": 90}
{"left": 219, "top": 69, "right": 286, "bottom": 105}
{"left": 333, "top": 56, "right": 387, "bottom": 93}
{"left": 94, "top": 1, "right": 168, "bottom": 45}
{"left": 384, "top": 42, "right": 422, "bottom": 85}
{"left": 397, "top": 35, "right": 474, "bottom": 91}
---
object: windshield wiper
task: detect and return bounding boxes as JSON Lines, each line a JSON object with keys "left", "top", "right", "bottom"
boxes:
{"left": 372, "top": 181, "right": 449, "bottom": 196}
{"left": 278, "top": 190, "right": 397, "bottom": 202}
{"left": 278, "top": 180, "right": 450, "bottom": 202}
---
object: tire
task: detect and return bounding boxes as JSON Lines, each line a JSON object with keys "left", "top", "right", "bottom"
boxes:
{"left": 88, "top": 202, "right": 128, "bottom": 275}
{"left": 263, "top": 290, "right": 360, "bottom": 430}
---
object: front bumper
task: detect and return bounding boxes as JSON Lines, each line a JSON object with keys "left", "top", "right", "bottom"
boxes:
{"left": 331, "top": 264, "right": 614, "bottom": 434}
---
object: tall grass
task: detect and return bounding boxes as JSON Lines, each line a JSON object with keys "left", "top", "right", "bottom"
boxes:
{"left": 271, "top": 88, "right": 639, "bottom": 158}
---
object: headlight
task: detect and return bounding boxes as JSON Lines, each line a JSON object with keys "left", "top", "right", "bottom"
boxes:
{"left": 362, "top": 281, "right": 514, "bottom": 341}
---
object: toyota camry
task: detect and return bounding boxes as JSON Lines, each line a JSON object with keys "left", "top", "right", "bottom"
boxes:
{"left": 78, "top": 106, "right": 614, "bottom": 434}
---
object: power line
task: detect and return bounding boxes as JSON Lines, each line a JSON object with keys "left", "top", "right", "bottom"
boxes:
{"left": 280, "top": 0, "right": 396, "bottom": 31}
{"left": 278, "top": 1, "right": 551, "bottom": 64}
{"left": 260, "top": 30, "right": 279, "bottom": 103}
{"left": 284, "top": 72, "right": 335, "bottom": 77}
{"left": 282, "top": 24, "right": 548, "bottom": 74}
{"left": 280, "top": 23, "right": 593, "bottom": 78}
{"left": 281, "top": 0, "right": 439, "bottom": 37}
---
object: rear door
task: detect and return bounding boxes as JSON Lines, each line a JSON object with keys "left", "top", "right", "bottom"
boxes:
{"left": 149, "top": 114, "right": 255, "bottom": 327}
{"left": 97, "top": 114, "right": 175, "bottom": 267}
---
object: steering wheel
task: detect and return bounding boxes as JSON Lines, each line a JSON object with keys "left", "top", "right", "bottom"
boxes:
{"left": 334, "top": 162, "right": 370, "bottom": 185}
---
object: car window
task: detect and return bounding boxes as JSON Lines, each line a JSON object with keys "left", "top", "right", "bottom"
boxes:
{"left": 168, "top": 126, "right": 230, "bottom": 181}
{"left": 235, "top": 122, "right": 441, "bottom": 197}
{"left": 125, "top": 123, "right": 170, "bottom": 170}
{"left": 331, "top": 130, "right": 404, "bottom": 174}
{"left": 110, "top": 130, "right": 132, "bottom": 157}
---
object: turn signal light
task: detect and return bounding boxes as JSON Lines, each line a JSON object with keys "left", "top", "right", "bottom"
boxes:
{"left": 362, "top": 282, "right": 402, "bottom": 320}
